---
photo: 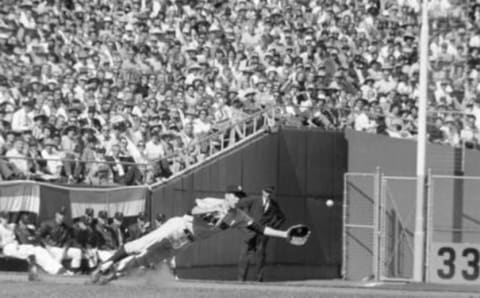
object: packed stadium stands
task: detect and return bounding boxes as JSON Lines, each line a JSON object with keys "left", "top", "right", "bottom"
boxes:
{"left": 0, "top": 0, "right": 477, "bottom": 185}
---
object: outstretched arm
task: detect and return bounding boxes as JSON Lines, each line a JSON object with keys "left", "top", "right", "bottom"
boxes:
{"left": 245, "top": 221, "right": 287, "bottom": 239}
{"left": 262, "top": 226, "right": 288, "bottom": 239}
{"left": 245, "top": 220, "right": 310, "bottom": 246}
{"left": 235, "top": 208, "right": 310, "bottom": 245}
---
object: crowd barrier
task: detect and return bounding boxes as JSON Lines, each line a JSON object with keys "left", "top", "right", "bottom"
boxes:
{"left": 0, "top": 180, "right": 148, "bottom": 223}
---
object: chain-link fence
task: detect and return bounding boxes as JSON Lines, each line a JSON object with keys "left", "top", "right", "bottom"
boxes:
{"left": 379, "top": 176, "right": 417, "bottom": 281}
{"left": 342, "top": 172, "right": 380, "bottom": 281}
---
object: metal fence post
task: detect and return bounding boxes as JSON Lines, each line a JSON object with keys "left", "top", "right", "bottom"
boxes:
{"left": 425, "top": 168, "right": 433, "bottom": 282}
{"left": 341, "top": 173, "right": 349, "bottom": 280}
{"left": 378, "top": 174, "right": 388, "bottom": 281}
{"left": 373, "top": 167, "right": 381, "bottom": 281}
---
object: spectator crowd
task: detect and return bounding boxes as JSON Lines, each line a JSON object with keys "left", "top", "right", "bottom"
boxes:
{"left": 0, "top": 0, "right": 479, "bottom": 184}
{"left": 0, "top": 207, "right": 167, "bottom": 278}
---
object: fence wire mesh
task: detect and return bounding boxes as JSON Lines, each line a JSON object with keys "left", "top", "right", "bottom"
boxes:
{"left": 379, "top": 177, "right": 417, "bottom": 281}
{"left": 342, "top": 173, "right": 379, "bottom": 281}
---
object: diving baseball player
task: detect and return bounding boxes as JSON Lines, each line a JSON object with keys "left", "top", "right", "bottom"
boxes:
{"left": 90, "top": 185, "right": 310, "bottom": 285}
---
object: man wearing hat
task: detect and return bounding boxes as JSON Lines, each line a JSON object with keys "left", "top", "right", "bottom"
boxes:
{"left": 237, "top": 186, "right": 285, "bottom": 282}
{"left": 126, "top": 211, "right": 150, "bottom": 241}
{"left": 93, "top": 210, "right": 118, "bottom": 263}
{"left": 111, "top": 212, "right": 127, "bottom": 248}
{"left": 72, "top": 214, "right": 97, "bottom": 271}
{"left": 91, "top": 185, "right": 310, "bottom": 285}
{"left": 36, "top": 206, "right": 83, "bottom": 273}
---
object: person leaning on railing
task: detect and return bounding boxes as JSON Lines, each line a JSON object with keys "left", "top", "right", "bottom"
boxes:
{"left": 84, "top": 147, "right": 114, "bottom": 186}
{"left": 5, "top": 137, "right": 30, "bottom": 179}
{"left": 104, "top": 144, "right": 142, "bottom": 186}
{"left": 40, "top": 139, "right": 63, "bottom": 180}
{"left": 0, "top": 144, "right": 27, "bottom": 181}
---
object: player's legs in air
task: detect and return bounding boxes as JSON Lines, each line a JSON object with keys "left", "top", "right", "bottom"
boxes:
{"left": 98, "top": 239, "right": 177, "bottom": 284}
{"left": 90, "top": 216, "right": 192, "bottom": 285}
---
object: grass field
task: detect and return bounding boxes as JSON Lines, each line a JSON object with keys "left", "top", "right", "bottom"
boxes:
{"left": 1, "top": 270, "right": 480, "bottom": 298}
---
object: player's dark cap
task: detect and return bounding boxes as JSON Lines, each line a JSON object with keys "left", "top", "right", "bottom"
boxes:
{"left": 137, "top": 212, "right": 146, "bottom": 221}
{"left": 85, "top": 208, "right": 94, "bottom": 217}
{"left": 263, "top": 186, "right": 275, "bottom": 194}
{"left": 56, "top": 206, "right": 67, "bottom": 216}
{"left": 98, "top": 210, "right": 108, "bottom": 219}
{"left": 155, "top": 213, "right": 166, "bottom": 223}
{"left": 114, "top": 212, "right": 124, "bottom": 221}
{"left": 0, "top": 211, "right": 8, "bottom": 219}
{"left": 225, "top": 185, "right": 247, "bottom": 198}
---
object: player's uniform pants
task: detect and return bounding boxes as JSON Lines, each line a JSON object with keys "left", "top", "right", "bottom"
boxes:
{"left": 45, "top": 246, "right": 82, "bottom": 269}
{"left": 3, "top": 243, "right": 63, "bottom": 274}
{"left": 97, "top": 250, "right": 115, "bottom": 263}
{"left": 118, "top": 216, "right": 194, "bottom": 272}
{"left": 80, "top": 248, "right": 114, "bottom": 268}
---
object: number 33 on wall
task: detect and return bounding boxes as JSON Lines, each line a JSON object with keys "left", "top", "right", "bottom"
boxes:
{"left": 429, "top": 243, "right": 480, "bottom": 284}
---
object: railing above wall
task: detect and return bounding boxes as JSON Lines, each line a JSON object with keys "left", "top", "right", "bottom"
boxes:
{"left": 150, "top": 107, "right": 277, "bottom": 188}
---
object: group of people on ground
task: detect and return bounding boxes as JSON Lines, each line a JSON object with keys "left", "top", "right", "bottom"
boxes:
{"left": 0, "top": 206, "right": 167, "bottom": 280}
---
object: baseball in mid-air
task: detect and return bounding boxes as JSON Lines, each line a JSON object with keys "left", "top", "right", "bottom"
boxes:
{"left": 326, "top": 199, "right": 334, "bottom": 207}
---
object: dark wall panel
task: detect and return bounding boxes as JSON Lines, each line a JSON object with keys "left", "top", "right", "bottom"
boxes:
{"left": 333, "top": 134, "right": 349, "bottom": 195}
{"left": 150, "top": 129, "right": 347, "bottom": 280}
{"left": 221, "top": 150, "right": 244, "bottom": 191}
{"left": 306, "top": 198, "right": 342, "bottom": 266}
{"left": 277, "top": 130, "right": 307, "bottom": 196}
{"left": 242, "top": 133, "right": 278, "bottom": 194}
{"left": 306, "top": 132, "right": 335, "bottom": 196}
{"left": 192, "top": 166, "right": 211, "bottom": 192}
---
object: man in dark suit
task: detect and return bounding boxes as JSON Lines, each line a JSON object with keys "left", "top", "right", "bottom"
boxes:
{"left": 237, "top": 186, "right": 286, "bottom": 282}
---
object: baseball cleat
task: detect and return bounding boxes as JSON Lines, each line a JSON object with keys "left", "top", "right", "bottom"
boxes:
{"left": 89, "top": 268, "right": 103, "bottom": 284}
{"left": 98, "top": 271, "right": 118, "bottom": 286}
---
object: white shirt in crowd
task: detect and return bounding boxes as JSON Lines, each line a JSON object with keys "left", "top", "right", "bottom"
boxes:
{"left": 192, "top": 119, "right": 212, "bottom": 136}
{"left": 41, "top": 150, "right": 63, "bottom": 176}
{"left": 6, "top": 148, "right": 29, "bottom": 174}
{"left": 144, "top": 140, "right": 165, "bottom": 161}
{"left": 11, "top": 107, "right": 34, "bottom": 132}
{"left": 354, "top": 112, "right": 375, "bottom": 132}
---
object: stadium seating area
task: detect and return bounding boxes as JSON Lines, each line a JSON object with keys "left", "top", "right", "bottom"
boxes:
{"left": 0, "top": 0, "right": 477, "bottom": 185}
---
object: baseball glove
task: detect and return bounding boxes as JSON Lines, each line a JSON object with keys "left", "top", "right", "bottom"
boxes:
{"left": 286, "top": 224, "right": 311, "bottom": 246}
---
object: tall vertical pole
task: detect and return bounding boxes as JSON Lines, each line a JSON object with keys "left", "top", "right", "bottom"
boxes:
{"left": 413, "top": 0, "right": 429, "bottom": 282}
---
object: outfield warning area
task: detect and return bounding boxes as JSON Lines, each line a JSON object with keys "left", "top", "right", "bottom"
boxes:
{"left": 0, "top": 273, "right": 479, "bottom": 298}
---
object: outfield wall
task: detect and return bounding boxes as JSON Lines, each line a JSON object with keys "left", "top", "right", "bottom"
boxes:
{"left": 150, "top": 129, "right": 480, "bottom": 281}
{"left": 150, "top": 128, "right": 347, "bottom": 281}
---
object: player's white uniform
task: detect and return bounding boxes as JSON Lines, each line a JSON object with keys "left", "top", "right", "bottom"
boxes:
{"left": 0, "top": 224, "right": 64, "bottom": 275}
{"left": 114, "top": 198, "right": 253, "bottom": 273}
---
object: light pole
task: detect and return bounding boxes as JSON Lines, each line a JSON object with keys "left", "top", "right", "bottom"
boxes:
{"left": 413, "top": 0, "right": 429, "bottom": 282}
